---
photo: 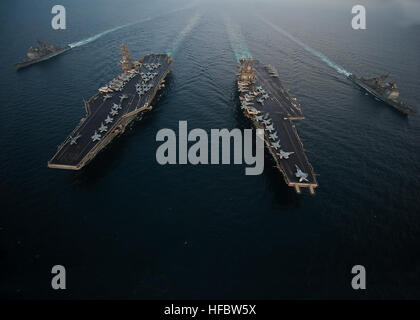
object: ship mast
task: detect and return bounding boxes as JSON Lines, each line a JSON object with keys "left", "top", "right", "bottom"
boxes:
{"left": 119, "top": 43, "right": 134, "bottom": 73}
{"left": 239, "top": 58, "right": 255, "bottom": 84}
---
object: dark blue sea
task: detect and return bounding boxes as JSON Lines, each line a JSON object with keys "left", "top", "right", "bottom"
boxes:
{"left": 0, "top": 0, "right": 419, "bottom": 299}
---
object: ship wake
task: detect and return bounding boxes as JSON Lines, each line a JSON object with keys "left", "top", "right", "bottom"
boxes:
{"left": 259, "top": 17, "right": 350, "bottom": 77}
{"left": 69, "top": 4, "right": 197, "bottom": 49}
{"left": 69, "top": 21, "right": 140, "bottom": 48}
{"left": 166, "top": 12, "right": 202, "bottom": 57}
{"left": 224, "top": 15, "right": 252, "bottom": 62}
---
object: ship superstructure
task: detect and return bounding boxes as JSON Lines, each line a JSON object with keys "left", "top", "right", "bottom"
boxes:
{"left": 14, "top": 40, "right": 71, "bottom": 70}
{"left": 237, "top": 58, "right": 318, "bottom": 194}
{"left": 349, "top": 73, "right": 415, "bottom": 115}
{"left": 48, "top": 44, "right": 173, "bottom": 170}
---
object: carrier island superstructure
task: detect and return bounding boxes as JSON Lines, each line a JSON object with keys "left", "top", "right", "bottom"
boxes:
{"left": 48, "top": 44, "right": 173, "bottom": 170}
{"left": 237, "top": 58, "right": 318, "bottom": 194}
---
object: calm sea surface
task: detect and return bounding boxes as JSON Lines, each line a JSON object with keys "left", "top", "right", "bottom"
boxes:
{"left": 0, "top": 0, "right": 419, "bottom": 298}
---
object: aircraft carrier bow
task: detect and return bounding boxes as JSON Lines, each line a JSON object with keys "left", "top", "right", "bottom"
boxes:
{"left": 48, "top": 44, "right": 173, "bottom": 170}
{"left": 237, "top": 58, "right": 318, "bottom": 194}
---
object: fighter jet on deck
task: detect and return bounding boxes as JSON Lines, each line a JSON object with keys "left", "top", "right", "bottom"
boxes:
{"left": 269, "top": 132, "right": 278, "bottom": 140}
{"left": 112, "top": 103, "right": 122, "bottom": 110}
{"left": 120, "top": 94, "right": 128, "bottom": 102}
{"left": 244, "top": 95, "right": 253, "bottom": 102}
{"left": 99, "top": 123, "right": 108, "bottom": 133}
{"left": 262, "top": 119, "right": 271, "bottom": 126}
{"left": 105, "top": 115, "right": 113, "bottom": 124}
{"left": 103, "top": 94, "right": 112, "bottom": 102}
{"left": 257, "top": 98, "right": 264, "bottom": 105}
{"left": 295, "top": 165, "right": 309, "bottom": 182}
{"left": 255, "top": 115, "right": 263, "bottom": 121}
{"left": 263, "top": 94, "right": 269, "bottom": 100}
{"left": 272, "top": 141, "right": 281, "bottom": 149}
{"left": 69, "top": 134, "right": 81, "bottom": 145}
{"left": 241, "top": 102, "right": 253, "bottom": 109}
{"left": 91, "top": 131, "right": 101, "bottom": 142}
{"left": 265, "top": 124, "right": 274, "bottom": 132}
{"left": 278, "top": 150, "right": 294, "bottom": 159}
{"left": 110, "top": 109, "right": 118, "bottom": 116}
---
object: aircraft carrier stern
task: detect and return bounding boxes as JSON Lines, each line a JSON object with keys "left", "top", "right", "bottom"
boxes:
{"left": 48, "top": 45, "right": 173, "bottom": 170}
{"left": 237, "top": 58, "right": 318, "bottom": 195}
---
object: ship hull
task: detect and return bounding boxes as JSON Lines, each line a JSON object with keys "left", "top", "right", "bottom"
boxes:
{"left": 14, "top": 46, "right": 71, "bottom": 70}
{"left": 47, "top": 106, "right": 150, "bottom": 170}
{"left": 237, "top": 59, "right": 318, "bottom": 195}
{"left": 349, "top": 74, "right": 415, "bottom": 115}
{"left": 48, "top": 53, "right": 173, "bottom": 170}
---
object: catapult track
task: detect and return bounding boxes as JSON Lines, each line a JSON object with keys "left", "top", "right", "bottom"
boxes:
{"left": 48, "top": 53, "right": 173, "bottom": 170}
{"left": 237, "top": 58, "right": 318, "bottom": 194}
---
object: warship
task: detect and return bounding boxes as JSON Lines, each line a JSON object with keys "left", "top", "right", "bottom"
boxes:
{"left": 14, "top": 40, "right": 71, "bottom": 70}
{"left": 349, "top": 73, "right": 415, "bottom": 115}
{"left": 48, "top": 43, "right": 173, "bottom": 170}
{"left": 237, "top": 58, "right": 318, "bottom": 194}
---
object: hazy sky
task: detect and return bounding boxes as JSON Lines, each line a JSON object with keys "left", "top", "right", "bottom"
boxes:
{"left": 393, "top": 0, "right": 420, "bottom": 25}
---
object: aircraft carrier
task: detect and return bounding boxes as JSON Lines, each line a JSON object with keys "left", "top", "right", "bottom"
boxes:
{"left": 237, "top": 58, "right": 318, "bottom": 194}
{"left": 48, "top": 44, "right": 173, "bottom": 170}
{"left": 349, "top": 73, "right": 415, "bottom": 115}
{"left": 14, "top": 41, "right": 71, "bottom": 70}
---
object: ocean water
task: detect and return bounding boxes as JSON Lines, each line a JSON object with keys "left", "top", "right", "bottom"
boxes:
{"left": 0, "top": 0, "right": 419, "bottom": 299}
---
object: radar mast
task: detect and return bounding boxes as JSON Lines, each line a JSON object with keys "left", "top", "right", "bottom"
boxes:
{"left": 119, "top": 43, "right": 134, "bottom": 72}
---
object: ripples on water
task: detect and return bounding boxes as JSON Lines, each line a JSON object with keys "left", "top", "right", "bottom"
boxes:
{"left": 0, "top": 0, "right": 419, "bottom": 298}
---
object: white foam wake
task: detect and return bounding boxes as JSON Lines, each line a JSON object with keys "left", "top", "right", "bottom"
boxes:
{"left": 69, "top": 21, "right": 141, "bottom": 48}
{"left": 225, "top": 15, "right": 252, "bottom": 62}
{"left": 69, "top": 4, "right": 197, "bottom": 49}
{"left": 166, "top": 13, "right": 202, "bottom": 57}
{"left": 260, "top": 17, "right": 350, "bottom": 77}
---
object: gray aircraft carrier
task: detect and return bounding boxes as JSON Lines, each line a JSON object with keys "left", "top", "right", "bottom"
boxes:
{"left": 48, "top": 44, "right": 173, "bottom": 170}
{"left": 237, "top": 58, "right": 318, "bottom": 194}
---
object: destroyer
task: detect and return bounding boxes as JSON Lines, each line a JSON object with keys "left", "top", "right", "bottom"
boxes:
{"left": 14, "top": 40, "right": 71, "bottom": 70}
{"left": 237, "top": 58, "right": 318, "bottom": 194}
{"left": 48, "top": 43, "right": 173, "bottom": 170}
{"left": 349, "top": 73, "right": 415, "bottom": 115}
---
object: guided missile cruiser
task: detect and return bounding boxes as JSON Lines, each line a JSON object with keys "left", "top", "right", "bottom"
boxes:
{"left": 14, "top": 40, "right": 71, "bottom": 70}
{"left": 349, "top": 73, "right": 415, "bottom": 115}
